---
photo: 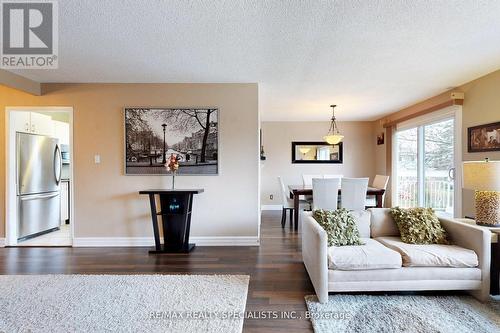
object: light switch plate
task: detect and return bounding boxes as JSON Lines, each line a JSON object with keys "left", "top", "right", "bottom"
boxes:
{"left": 94, "top": 154, "right": 101, "bottom": 164}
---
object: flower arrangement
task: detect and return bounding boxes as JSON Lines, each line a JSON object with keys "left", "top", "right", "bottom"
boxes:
{"left": 165, "top": 153, "right": 182, "bottom": 189}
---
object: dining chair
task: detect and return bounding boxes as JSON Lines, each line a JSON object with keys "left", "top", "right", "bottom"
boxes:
{"left": 323, "top": 174, "right": 343, "bottom": 179}
{"left": 323, "top": 174, "right": 343, "bottom": 189}
{"left": 302, "top": 174, "right": 323, "bottom": 186}
{"left": 302, "top": 174, "right": 322, "bottom": 205}
{"left": 366, "top": 175, "right": 390, "bottom": 207}
{"left": 312, "top": 178, "right": 340, "bottom": 211}
{"left": 278, "top": 176, "right": 310, "bottom": 228}
{"left": 340, "top": 177, "right": 369, "bottom": 211}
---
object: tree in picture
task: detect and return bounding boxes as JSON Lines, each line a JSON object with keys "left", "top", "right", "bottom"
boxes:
{"left": 160, "top": 109, "right": 217, "bottom": 163}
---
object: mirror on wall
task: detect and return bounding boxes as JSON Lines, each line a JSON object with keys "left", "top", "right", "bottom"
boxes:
{"left": 291, "top": 141, "right": 343, "bottom": 164}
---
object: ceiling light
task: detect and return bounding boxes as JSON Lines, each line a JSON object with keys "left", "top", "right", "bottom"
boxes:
{"left": 323, "top": 104, "right": 344, "bottom": 144}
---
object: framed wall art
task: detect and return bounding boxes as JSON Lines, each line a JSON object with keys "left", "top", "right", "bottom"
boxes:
{"left": 467, "top": 121, "right": 500, "bottom": 153}
{"left": 124, "top": 107, "right": 219, "bottom": 175}
{"left": 377, "top": 132, "right": 385, "bottom": 145}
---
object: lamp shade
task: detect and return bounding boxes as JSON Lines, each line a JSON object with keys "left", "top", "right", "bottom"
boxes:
{"left": 299, "top": 147, "right": 311, "bottom": 154}
{"left": 463, "top": 160, "right": 500, "bottom": 191}
{"left": 324, "top": 134, "right": 344, "bottom": 145}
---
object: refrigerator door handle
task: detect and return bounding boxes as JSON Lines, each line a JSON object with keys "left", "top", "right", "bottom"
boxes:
{"left": 54, "top": 144, "right": 62, "bottom": 185}
{"left": 19, "top": 192, "right": 59, "bottom": 201}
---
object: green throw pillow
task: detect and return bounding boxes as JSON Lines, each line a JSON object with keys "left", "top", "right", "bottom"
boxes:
{"left": 312, "top": 208, "right": 364, "bottom": 247}
{"left": 389, "top": 207, "right": 448, "bottom": 245}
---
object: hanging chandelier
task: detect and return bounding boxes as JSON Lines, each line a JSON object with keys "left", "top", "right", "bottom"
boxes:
{"left": 323, "top": 104, "right": 344, "bottom": 144}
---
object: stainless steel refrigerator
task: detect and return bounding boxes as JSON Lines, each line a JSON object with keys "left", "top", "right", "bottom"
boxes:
{"left": 17, "top": 132, "right": 62, "bottom": 240}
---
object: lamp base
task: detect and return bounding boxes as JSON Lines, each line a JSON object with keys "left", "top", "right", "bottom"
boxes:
{"left": 475, "top": 191, "right": 500, "bottom": 227}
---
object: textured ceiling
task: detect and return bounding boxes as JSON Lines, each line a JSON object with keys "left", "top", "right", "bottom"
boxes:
{"left": 10, "top": 0, "right": 500, "bottom": 121}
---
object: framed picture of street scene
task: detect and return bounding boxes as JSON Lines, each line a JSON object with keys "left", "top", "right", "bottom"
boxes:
{"left": 468, "top": 121, "right": 500, "bottom": 153}
{"left": 124, "top": 107, "right": 219, "bottom": 175}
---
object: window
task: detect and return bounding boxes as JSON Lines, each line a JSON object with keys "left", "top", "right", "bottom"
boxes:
{"left": 396, "top": 127, "right": 418, "bottom": 208}
{"left": 393, "top": 107, "right": 461, "bottom": 217}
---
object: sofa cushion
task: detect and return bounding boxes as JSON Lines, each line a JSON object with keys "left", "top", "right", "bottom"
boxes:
{"left": 389, "top": 207, "right": 448, "bottom": 244}
{"left": 350, "top": 210, "right": 371, "bottom": 238}
{"left": 375, "top": 236, "right": 478, "bottom": 268}
{"left": 368, "top": 208, "right": 400, "bottom": 238}
{"left": 328, "top": 238, "right": 402, "bottom": 270}
{"left": 313, "top": 208, "right": 364, "bottom": 246}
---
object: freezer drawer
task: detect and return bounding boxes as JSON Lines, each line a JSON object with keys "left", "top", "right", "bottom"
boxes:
{"left": 17, "top": 192, "right": 61, "bottom": 240}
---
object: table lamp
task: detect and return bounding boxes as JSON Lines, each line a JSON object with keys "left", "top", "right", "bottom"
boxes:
{"left": 463, "top": 159, "right": 500, "bottom": 226}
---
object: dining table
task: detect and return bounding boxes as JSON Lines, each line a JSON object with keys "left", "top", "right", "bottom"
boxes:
{"left": 288, "top": 185, "right": 386, "bottom": 230}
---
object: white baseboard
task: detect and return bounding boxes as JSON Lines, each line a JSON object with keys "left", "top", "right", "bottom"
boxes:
{"left": 192, "top": 236, "right": 259, "bottom": 246}
{"left": 73, "top": 236, "right": 260, "bottom": 247}
{"left": 73, "top": 237, "right": 152, "bottom": 247}
{"left": 261, "top": 204, "right": 282, "bottom": 211}
{"left": 0, "top": 238, "right": 5, "bottom": 247}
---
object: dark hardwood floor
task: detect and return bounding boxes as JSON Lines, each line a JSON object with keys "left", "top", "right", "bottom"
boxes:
{"left": 0, "top": 211, "right": 314, "bottom": 332}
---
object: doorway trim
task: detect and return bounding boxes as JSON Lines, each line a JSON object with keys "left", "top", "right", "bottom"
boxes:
{"left": 4, "top": 107, "right": 75, "bottom": 246}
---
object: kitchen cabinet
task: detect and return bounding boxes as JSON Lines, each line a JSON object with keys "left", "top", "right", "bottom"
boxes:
{"left": 10, "top": 111, "right": 31, "bottom": 133}
{"left": 60, "top": 180, "right": 69, "bottom": 224}
{"left": 53, "top": 121, "right": 70, "bottom": 145}
{"left": 30, "top": 112, "right": 54, "bottom": 136}
{"left": 9, "top": 111, "right": 54, "bottom": 136}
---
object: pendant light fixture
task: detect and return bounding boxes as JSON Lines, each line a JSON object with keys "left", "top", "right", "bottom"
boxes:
{"left": 323, "top": 104, "right": 344, "bottom": 144}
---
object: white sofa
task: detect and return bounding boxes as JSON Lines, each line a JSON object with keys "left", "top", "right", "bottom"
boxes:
{"left": 302, "top": 208, "right": 491, "bottom": 303}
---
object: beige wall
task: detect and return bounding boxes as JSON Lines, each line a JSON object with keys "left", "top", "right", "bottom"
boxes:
{"left": 375, "top": 68, "right": 500, "bottom": 216}
{"left": 0, "top": 83, "right": 259, "bottom": 239}
{"left": 372, "top": 122, "right": 386, "bottom": 177}
{"left": 460, "top": 71, "right": 500, "bottom": 216}
{"left": 260, "top": 121, "right": 376, "bottom": 206}
{"left": 372, "top": 121, "right": 390, "bottom": 206}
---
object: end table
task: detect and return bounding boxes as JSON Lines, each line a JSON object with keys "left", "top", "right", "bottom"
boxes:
{"left": 139, "top": 189, "right": 204, "bottom": 253}
{"left": 456, "top": 218, "right": 499, "bottom": 295}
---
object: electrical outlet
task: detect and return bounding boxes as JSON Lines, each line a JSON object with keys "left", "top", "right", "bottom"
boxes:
{"left": 270, "top": 194, "right": 273, "bottom": 200}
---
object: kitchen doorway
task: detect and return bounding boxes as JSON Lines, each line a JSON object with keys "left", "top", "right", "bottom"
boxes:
{"left": 5, "top": 107, "right": 74, "bottom": 246}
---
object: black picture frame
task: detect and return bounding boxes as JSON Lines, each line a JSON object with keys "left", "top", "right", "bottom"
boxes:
{"left": 291, "top": 141, "right": 343, "bottom": 164}
{"left": 467, "top": 121, "right": 500, "bottom": 153}
{"left": 377, "top": 132, "right": 385, "bottom": 145}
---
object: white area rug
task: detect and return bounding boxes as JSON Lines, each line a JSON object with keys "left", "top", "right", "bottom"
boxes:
{"left": 305, "top": 294, "right": 500, "bottom": 333}
{"left": 0, "top": 274, "right": 249, "bottom": 333}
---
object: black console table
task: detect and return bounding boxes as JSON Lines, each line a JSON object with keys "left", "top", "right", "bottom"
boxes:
{"left": 139, "top": 189, "right": 204, "bottom": 253}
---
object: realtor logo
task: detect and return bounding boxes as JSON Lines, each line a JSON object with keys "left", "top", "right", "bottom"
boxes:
{"left": 1, "top": 0, "right": 58, "bottom": 68}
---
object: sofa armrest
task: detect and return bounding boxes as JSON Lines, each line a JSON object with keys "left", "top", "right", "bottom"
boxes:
{"left": 301, "top": 211, "right": 329, "bottom": 303}
{"left": 439, "top": 217, "right": 491, "bottom": 301}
